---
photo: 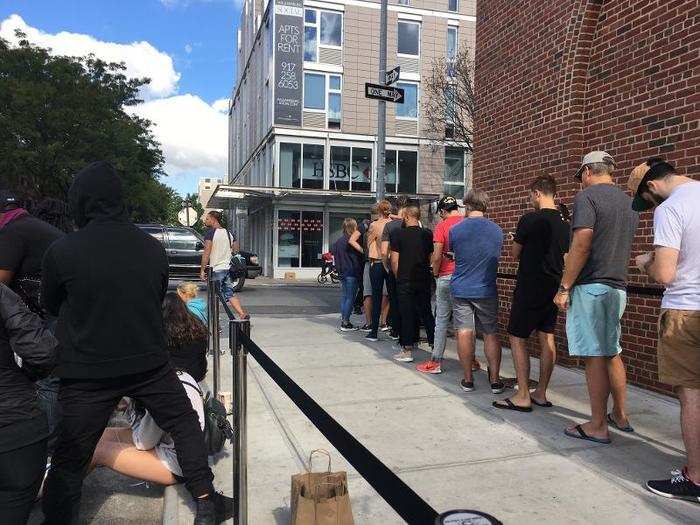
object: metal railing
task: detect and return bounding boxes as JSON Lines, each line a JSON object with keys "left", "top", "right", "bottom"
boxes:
{"left": 206, "top": 268, "right": 500, "bottom": 525}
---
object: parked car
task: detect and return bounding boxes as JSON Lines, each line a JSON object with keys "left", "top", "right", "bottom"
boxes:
{"left": 135, "top": 224, "right": 261, "bottom": 291}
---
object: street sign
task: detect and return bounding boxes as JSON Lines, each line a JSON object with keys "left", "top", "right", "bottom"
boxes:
{"left": 178, "top": 207, "right": 199, "bottom": 227}
{"left": 385, "top": 65, "right": 400, "bottom": 85}
{"left": 364, "top": 83, "right": 404, "bottom": 103}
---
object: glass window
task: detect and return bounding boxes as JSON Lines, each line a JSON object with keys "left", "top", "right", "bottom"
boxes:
{"left": 444, "top": 147, "right": 465, "bottom": 197}
{"left": 304, "top": 73, "right": 325, "bottom": 110}
{"left": 397, "top": 151, "right": 417, "bottom": 194}
{"left": 279, "top": 143, "right": 300, "bottom": 188}
{"left": 397, "top": 21, "right": 420, "bottom": 56}
{"left": 141, "top": 226, "right": 164, "bottom": 242}
{"left": 396, "top": 82, "right": 418, "bottom": 119}
{"left": 329, "top": 75, "right": 341, "bottom": 90}
{"left": 328, "top": 74, "right": 342, "bottom": 129}
{"left": 301, "top": 211, "right": 324, "bottom": 267}
{"left": 277, "top": 211, "right": 300, "bottom": 267}
{"left": 302, "top": 144, "right": 325, "bottom": 189}
{"left": 328, "top": 213, "right": 346, "bottom": 248}
{"left": 168, "top": 229, "right": 199, "bottom": 250}
{"left": 305, "top": 9, "right": 316, "bottom": 23}
{"left": 320, "top": 12, "right": 342, "bottom": 46}
{"left": 448, "top": 0, "right": 458, "bottom": 12}
{"left": 352, "top": 148, "right": 372, "bottom": 192}
{"left": 447, "top": 27, "right": 457, "bottom": 61}
{"left": 385, "top": 150, "right": 397, "bottom": 194}
{"left": 304, "top": 26, "right": 317, "bottom": 62}
{"left": 330, "top": 146, "right": 350, "bottom": 191}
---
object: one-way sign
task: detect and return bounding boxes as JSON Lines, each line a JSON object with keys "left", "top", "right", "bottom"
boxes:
{"left": 385, "top": 66, "right": 400, "bottom": 85}
{"left": 365, "top": 83, "right": 405, "bottom": 103}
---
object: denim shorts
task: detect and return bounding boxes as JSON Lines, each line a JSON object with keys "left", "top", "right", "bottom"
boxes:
{"left": 452, "top": 296, "right": 498, "bottom": 334}
{"left": 212, "top": 270, "right": 235, "bottom": 301}
{"left": 566, "top": 283, "right": 626, "bottom": 357}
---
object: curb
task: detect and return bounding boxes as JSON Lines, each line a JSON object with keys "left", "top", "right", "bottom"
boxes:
{"left": 162, "top": 484, "right": 196, "bottom": 524}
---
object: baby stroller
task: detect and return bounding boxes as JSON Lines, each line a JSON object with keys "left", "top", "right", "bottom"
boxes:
{"left": 318, "top": 252, "right": 340, "bottom": 284}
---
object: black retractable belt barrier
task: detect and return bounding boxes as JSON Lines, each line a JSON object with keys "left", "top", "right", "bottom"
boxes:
{"left": 238, "top": 330, "right": 440, "bottom": 525}
{"left": 497, "top": 272, "right": 663, "bottom": 297}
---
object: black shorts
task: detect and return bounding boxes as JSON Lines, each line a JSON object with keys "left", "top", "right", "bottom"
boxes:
{"left": 507, "top": 297, "right": 559, "bottom": 339}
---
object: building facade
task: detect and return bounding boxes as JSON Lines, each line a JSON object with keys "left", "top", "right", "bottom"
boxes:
{"left": 213, "top": 0, "right": 476, "bottom": 278}
{"left": 198, "top": 177, "right": 223, "bottom": 212}
{"left": 474, "top": 0, "right": 700, "bottom": 394}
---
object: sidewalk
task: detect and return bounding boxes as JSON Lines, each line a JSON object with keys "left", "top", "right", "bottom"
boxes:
{"left": 232, "top": 312, "right": 697, "bottom": 524}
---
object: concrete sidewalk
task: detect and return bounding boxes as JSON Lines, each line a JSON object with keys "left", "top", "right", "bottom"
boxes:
{"left": 233, "top": 312, "right": 697, "bottom": 524}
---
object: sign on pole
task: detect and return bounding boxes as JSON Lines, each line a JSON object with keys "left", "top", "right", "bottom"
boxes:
{"left": 274, "top": 0, "right": 304, "bottom": 126}
{"left": 385, "top": 66, "right": 400, "bottom": 85}
{"left": 178, "top": 207, "right": 199, "bottom": 227}
{"left": 365, "top": 83, "right": 405, "bottom": 104}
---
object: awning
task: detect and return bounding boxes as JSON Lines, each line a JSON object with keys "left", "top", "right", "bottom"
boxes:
{"left": 207, "top": 184, "right": 440, "bottom": 210}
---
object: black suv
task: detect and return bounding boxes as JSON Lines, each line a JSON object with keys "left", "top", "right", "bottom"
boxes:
{"left": 135, "top": 224, "right": 261, "bottom": 291}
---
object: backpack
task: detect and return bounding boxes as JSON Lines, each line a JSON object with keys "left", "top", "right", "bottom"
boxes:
{"left": 179, "top": 374, "right": 234, "bottom": 456}
{"left": 224, "top": 229, "right": 247, "bottom": 280}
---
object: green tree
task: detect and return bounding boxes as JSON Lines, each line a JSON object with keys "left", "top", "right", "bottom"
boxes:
{"left": 0, "top": 32, "right": 178, "bottom": 223}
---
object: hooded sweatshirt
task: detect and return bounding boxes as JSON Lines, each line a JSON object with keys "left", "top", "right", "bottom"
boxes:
{"left": 41, "top": 162, "right": 170, "bottom": 378}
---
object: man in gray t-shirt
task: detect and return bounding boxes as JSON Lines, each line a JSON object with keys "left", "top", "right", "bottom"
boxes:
{"left": 554, "top": 151, "right": 639, "bottom": 445}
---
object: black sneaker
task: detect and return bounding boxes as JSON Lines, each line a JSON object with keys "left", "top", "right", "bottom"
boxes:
{"left": 360, "top": 324, "right": 372, "bottom": 332}
{"left": 388, "top": 332, "right": 399, "bottom": 341}
{"left": 647, "top": 468, "right": 700, "bottom": 503}
{"left": 460, "top": 379, "right": 475, "bottom": 392}
{"left": 340, "top": 322, "right": 358, "bottom": 332}
{"left": 365, "top": 333, "right": 379, "bottom": 342}
{"left": 488, "top": 368, "right": 505, "bottom": 394}
{"left": 194, "top": 492, "right": 234, "bottom": 524}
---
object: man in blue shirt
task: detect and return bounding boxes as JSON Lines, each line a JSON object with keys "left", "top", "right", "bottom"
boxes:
{"left": 449, "top": 190, "right": 505, "bottom": 394}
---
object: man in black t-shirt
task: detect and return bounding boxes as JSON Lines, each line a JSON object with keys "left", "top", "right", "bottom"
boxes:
{"left": 389, "top": 204, "right": 435, "bottom": 363}
{"left": 494, "top": 176, "right": 570, "bottom": 412}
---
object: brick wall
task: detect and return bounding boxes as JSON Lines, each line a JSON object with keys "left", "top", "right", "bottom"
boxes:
{"left": 474, "top": 0, "right": 700, "bottom": 395}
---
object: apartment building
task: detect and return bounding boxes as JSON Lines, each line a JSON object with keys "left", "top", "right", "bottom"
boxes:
{"left": 211, "top": 0, "right": 476, "bottom": 278}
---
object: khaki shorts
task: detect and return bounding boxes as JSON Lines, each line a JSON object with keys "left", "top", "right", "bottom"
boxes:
{"left": 658, "top": 309, "right": 700, "bottom": 389}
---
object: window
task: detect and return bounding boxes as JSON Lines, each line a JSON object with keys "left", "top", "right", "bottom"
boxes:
{"left": 444, "top": 84, "right": 456, "bottom": 137}
{"left": 447, "top": 26, "right": 457, "bottom": 61}
{"left": 330, "top": 145, "right": 372, "bottom": 192}
{"left": 167, "top": 229, "right": 198, "bottom": 251}
{"left": 444, "top": 147, "right": 465, "bottom": 197}
{"left": 303, "top": 73, "right": 342, "bottom": 129}
{"left": 397, "top": 21, "right": 420, "bottom": 56}
{"left": 396, "top": 82, "right": 418, "bottom": 119}
{"left": 280, "top": 142, "right": 324, "bottom": 189}
{"left": 383, "top": 150, "right": 417, "bottom": 194}
{"left": 141, "top": 226, "right": 164, "bottom": 242}
{"left": 397, "top": 0, "right": 410, "bottom": 5}
{"left": 277, "top": 211, "right": 324, "bottom": 268}
{"left": 448, "top": 0, "right": 458, "bottom": 12}
{"left": 304, "top": 8, "right": 343, "bottom": 63}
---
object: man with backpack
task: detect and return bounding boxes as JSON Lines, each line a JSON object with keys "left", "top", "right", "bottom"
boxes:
{"left": 199, "top": 210, "right": 249, "bottom": 320}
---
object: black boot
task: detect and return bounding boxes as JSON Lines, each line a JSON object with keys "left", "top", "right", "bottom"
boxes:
{"left": 194, "top": 492, "right": 234, "bottom": 524}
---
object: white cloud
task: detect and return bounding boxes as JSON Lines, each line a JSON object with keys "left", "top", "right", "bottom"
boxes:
{"left": 212, "top": 98, "right": 230, "bottom": 113}
{"left": 129, "top": 94, "right": 227, "bottom": 178}
{"left": 0, "top": 14, "right": 180, "bottom": 99}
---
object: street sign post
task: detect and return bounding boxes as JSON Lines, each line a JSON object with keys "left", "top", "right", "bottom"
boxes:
{"left": 365, "top": 83, "right": 405, "bottom": 104}
{"left": 385, "top": 66, "right": 400, "bottom": 85}
{"left": 178, "top": 206, "right": 199, "bottom": 227}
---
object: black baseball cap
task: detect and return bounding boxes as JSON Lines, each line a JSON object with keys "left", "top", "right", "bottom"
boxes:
{"left": 628, "top": 159, "right": 675, "bottom": 212}
{"left": 437, "top": 195, "right": 459, "bottom": 211}
{"left": 0, "top": 189, "right": 19, "bottom": 211}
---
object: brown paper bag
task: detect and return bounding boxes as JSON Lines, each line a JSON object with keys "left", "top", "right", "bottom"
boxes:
{"left": 290, "top": 450, "right": 354, "bottom": 525}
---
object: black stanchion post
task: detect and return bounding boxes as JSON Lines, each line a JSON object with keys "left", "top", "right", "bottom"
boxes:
{"left": 211, "top": 278, "right": 221, "bottom": 399}
{"left": 230, "top": 319, "right": 249, "bottom": 525}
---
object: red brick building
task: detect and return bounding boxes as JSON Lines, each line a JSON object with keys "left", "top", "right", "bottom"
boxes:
{"left": 473, "top": 0, "right": 700, "bottom": 394}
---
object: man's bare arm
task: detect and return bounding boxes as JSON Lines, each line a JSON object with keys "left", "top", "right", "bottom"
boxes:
{"left": 390, "top": 250, "right": 399, "bottom": 276}
{"left": 559, "top": 228, "right": 593, "bottom": 290}
{"left": 646, "top": 247, "right": 679, "bottom": 286}
{"left": 511, "top": 241, "right": 523, "bottom": 260}
{"left": 431, "top": 242, "right": 443, "bottom": 276}
{"left": 349, "top": 230, "right": 363, "bottom": 254}
{"left": 199, "top": 240, "right": 213, "bottom": 279}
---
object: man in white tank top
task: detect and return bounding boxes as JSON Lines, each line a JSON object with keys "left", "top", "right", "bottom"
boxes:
{"left": 199, "top": 211, "right": 249, "bottom": 319}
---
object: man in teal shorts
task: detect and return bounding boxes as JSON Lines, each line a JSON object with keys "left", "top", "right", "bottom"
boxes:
{"left": 554, "top": 151, "right": 639, "bottom": 444}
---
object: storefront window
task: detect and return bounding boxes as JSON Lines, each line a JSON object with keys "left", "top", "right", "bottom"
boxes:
{"left": 301, "top": 211, "right": 324, "bottom": 267}
{"left": 397, "top": 150, "right": 418, "bottom": 194}
{"left": 330, "top": 146, "right": 350, "bottom": 191}
{"left": 351, "top": 147, "right": 372, "bottom": 191}
{"left": 302, "top": 144, "right": 324, "bottom": 189}
{"left": 279, "top": 143, "right": 300, "bottom": 188}
{"left": 277, "top": 210, "right": 300, "bottom": 267}
{"left": 385, "top": 150, "right": 397, "bottom": 194}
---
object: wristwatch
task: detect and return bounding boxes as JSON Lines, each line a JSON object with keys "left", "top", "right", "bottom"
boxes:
{"left": 558, "top": 284, "right": 570, "bottom": 294}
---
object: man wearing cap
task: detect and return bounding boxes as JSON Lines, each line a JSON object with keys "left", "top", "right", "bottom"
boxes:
{"left": 555, "top": 151, "right": 639, "bottom": 444}
{"left": 628, "top": 159, "right": 700, "bottom": 501}
{"left": 416, "top": 195, "right": 480, "bottom": 374}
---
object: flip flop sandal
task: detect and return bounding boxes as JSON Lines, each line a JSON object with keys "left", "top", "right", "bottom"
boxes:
{"left": 607, "top": 413, "right": 634, "bottom": 433}
{"left": 492, "top": 398, "right": 533, "bottom": 412}
{"left": 531, "top": 398, "right": 553, "bottom": 408}
{"left": 564, "top": 424, "right": 611, "bottom": 444}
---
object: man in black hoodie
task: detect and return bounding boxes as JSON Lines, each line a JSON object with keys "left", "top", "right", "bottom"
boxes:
{"left": 41, "top": 162, "right": 231, "bottom": 524}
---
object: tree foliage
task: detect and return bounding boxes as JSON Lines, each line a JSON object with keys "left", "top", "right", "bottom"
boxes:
{"left": 422, "top": 46, "right": 476, "bottom": 153}
{"left": 0, "top": 32, "right": 181, "bottom": 223}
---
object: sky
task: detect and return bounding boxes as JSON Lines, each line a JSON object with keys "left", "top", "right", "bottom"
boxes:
{"left": 0, "top": 0, "right": 242, "bottom": 196}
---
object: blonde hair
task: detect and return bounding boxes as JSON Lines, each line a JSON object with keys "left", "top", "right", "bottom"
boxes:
{"left": 177, "top": 282, "right": 199, "bottom": 299}
{"left": 342, "top": 217, "right": 358, "bottom": 236}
